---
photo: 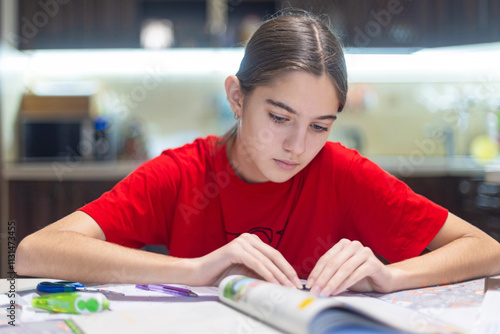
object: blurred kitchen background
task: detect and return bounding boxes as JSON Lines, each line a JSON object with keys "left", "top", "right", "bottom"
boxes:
{"left": 1, "top": 0, "right": 500, "bottom": 276}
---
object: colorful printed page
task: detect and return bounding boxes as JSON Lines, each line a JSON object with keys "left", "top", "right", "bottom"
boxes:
{"left": 218, "top": 275, "right": 465, "bottom": 334}
{"left": 364, "top": 278, "right": 484, "bottom": 332}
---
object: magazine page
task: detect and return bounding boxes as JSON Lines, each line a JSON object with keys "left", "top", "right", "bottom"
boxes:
{"left": 219, "top": 275, "right": 335, "bottom": 334}
{"left": 334, "top": 295, "right": 465, "bottom": 334}
{"left": 218, "top": 276, "right": 464, "bottom": 334}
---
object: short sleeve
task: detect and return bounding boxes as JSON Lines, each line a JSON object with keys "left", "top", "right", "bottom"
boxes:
{"left": 335, "top": 149, "right": 448, "bottom": 263}
{"left": 78, "top": 153, "right": 180, "bottom": 249}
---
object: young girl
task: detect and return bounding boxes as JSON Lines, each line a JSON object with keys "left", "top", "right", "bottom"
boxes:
{"left": 15, "top": 11, "right": 500, "bottom": 296}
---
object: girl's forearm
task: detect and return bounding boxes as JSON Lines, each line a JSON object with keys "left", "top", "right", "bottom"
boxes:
{"left": 387, "top": 229, "right": 500, "bottom": 292}
{"left": 15, "top": 230, "right": 194, "bottom": 285}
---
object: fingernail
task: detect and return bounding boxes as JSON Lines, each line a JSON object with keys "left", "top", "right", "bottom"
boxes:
{"left": 319, "top": 287, "right": 331, "bottom": 297}
{"left": 310, "top": 286, "right": 320, "bottom": 295}
{"left": 294, "top": 278, "right": 303, "bottom": 289}
{"left": 305, "top": 278, "right": 314, "bottom": 289}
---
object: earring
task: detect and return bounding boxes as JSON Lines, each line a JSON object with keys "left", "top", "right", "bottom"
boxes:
{"left": 234, "top": 113, "right": 240, "bottom": 120}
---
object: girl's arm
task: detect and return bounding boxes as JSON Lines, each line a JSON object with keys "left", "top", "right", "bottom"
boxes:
{"left": 15, "top": 211, "right": 302, "bottom": 288}
{"left": 15, "top": 211, "right": 191, "bottom": 284}
{"left": 306, "top": 212, "right": 500, "bottom": 296}
{"left": 387, "top": 212, "right": 500, "bottom": 291}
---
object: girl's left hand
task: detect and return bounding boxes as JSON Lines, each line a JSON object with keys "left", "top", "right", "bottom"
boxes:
{"left": 306, "top": 239, "right": 394, "bottom": 296}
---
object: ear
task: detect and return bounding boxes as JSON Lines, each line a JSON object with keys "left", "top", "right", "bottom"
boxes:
{"left": 224, "top": 75, "right": 244, "bottom": 118}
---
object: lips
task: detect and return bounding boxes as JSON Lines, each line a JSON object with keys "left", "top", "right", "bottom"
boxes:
{"left": 274, "top": 159, "right": 299, "bottom": 170}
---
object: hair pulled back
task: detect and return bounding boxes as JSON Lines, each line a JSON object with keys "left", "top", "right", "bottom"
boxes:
{"left": 236, "top": 11, "right": 348, "bottom": 112}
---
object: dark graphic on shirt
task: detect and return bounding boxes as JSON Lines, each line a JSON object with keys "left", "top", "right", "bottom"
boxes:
{"left": 226, "top": 226, "right": 287, "bottom": 249}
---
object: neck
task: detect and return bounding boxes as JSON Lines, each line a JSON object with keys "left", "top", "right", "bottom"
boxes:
{"left": 226, "top": 134, "right": 266, "bottom": 184}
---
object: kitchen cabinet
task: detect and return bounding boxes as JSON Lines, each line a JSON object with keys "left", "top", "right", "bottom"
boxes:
{"left": 288, "top": 0, "right": 500, "bottom": 48}
{"left": 8, "top": 180, "right": 118, "bottom": 245}
{"left": 400, "top": 176, "right": 500, "bottom": 242}
{"left": 10, "top": 176, "right": 499, "bottom": 244}
{"left": 15, "top": 0, "right": 277, "bottom": 49}
{"left": 458, "top": 179, "right": 500, "bottom": 242}
{"left": 16, "top": 0, "right": 141, "bottom": 49}
{"left": 399, "top": 176, "right": 464, "bottom": 217}
{"left": 15, "top": 0, "right": 500, "bottom": 50}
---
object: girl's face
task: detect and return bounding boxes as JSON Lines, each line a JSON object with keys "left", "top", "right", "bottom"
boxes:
{"left": 227, "top": 71, "right": 340, "bottom": 184}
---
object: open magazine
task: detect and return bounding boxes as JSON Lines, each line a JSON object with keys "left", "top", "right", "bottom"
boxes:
{"left": 218, "top": 275, "right": 464, "bottom": 334}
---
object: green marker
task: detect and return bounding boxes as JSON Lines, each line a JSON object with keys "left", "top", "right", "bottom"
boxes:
{"left": 32, "top": 292, "right": 110, "bottom": 314}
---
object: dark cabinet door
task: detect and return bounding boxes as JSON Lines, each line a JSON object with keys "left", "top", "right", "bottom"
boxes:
{"left": 14, "top": 0, "right": 500, "bottom": 50}
{"left": 15, "top": 0, "right": 278, "bottom": 49}
{"left": 400, "top": 176, "right": 500, "bottom": 242}
{"left": 287, "top": 0, "right": 500, "bottom": 48}
{"left": 400, "top": 176, "right": 464, "bottom": 216}
{"left": 16, "top": 0, "right": 140, "bottom": 49}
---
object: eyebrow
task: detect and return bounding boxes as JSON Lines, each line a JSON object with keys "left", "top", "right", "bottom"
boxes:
{"left": 266, "top": 99, "right": 337, "bottom": 121}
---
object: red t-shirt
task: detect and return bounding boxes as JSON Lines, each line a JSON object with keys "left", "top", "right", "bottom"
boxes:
{"left": 79, "top": 136, "right": 448, "bottom": 278}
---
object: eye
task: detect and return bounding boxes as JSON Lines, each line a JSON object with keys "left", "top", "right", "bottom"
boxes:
{"left": 268, "top": 113, "right": 288, "bottom": 123}
{"left": 311, "top": 124, "right": 328, "bottom": 132}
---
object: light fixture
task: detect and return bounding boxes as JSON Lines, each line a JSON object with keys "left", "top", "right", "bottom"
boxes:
{"left": 140, "top": 19, "right": 175, "bottom": 49}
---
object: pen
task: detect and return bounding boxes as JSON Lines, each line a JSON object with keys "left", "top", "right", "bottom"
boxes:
{"left": 161, "top": 285, "right": 198, "bottom": 297}
{"left": 135, "top": 284, "right": 198, "bottom": 297}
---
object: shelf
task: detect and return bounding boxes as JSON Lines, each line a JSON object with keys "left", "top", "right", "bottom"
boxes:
{"left": 3, "top": 161, "right": 142, "bottom": 181}
{"left": 22, "top": 45, "right": 500, "bottom": 83}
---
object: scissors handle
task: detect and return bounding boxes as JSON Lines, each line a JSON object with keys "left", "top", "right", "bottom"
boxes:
{"left": 37, "top": 281, "right": 85, "bottom": 293}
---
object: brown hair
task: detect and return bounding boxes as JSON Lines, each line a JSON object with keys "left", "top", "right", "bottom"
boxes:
{"left": 220, "top": 10, "right": 348, "bottom": 143}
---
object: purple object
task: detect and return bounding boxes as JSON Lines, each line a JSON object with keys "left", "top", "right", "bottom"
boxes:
{"left": 135, "top": 284, "right": 198, "bottom": 297}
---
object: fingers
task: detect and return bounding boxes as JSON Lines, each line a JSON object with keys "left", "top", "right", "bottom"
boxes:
{"left": 225, "top": 233, "right": 302, "bottom": 289}
{"left": 239, "top": 233, "right": 302, "bottom": 288}
{"left": 307, "top": 239, "right": 384, "bottom": 296}
{"left": 306, "top": 239, "right": 350, "bottom": 289}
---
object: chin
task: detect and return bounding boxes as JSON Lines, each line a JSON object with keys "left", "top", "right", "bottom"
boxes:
{"left": 264, "top": 170, "right": 297, "bottom": 183}
{"left": 257, "top": 160, "right": 303, "bottom": 183}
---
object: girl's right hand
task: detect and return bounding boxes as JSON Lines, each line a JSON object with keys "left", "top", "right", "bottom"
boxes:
{"left": 190, "top": 233, "right": 302, "bottom": 289}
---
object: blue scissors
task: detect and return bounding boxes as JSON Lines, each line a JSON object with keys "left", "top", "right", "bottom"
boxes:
{"left": 37, "top": 281, "right": 123, "bottom": 295}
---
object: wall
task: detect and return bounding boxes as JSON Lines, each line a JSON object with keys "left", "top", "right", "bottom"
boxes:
{"left": 1, "top": 0, "right": 27, "bottom": 278}
{"left": 4, "top": 47, "right": 500, "bottom": 162}
{"left": 333, "top": 82, "right": 500, "bottom": 157}
{"left": 90, "top": 74, "right": 232, "bottom": 158}
{"left": 92, "top": 79, "right": 499, "bottom": 159}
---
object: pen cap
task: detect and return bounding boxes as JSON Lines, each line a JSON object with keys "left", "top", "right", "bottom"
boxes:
{"left": 32, "top": 292, "right": 110, "bottom": 314}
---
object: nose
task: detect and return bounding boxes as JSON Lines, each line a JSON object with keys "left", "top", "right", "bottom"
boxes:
{"left": 283, "top": 126, "right": 306, "bottom": 156}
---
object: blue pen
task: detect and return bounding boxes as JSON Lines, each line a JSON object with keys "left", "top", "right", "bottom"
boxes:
{"left": 135, "top": 284, "right": 198, "bottom": 297}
